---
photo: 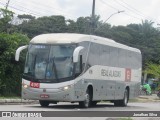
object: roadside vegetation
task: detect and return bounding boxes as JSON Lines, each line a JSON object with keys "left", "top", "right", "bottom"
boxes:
{"left": 0, "top": 7, "right": 160, "bottom": 97}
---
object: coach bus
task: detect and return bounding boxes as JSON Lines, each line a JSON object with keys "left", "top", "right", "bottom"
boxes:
{"left": 15, "top": 33, "right": 142, "bottom": 108}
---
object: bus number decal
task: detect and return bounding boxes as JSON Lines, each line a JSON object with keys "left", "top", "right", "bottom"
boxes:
{"left": 125, "top": 69, "right": 131, "bottom": 82}
{"left": 30, "top": 82, "right": 40, "bottom": 88}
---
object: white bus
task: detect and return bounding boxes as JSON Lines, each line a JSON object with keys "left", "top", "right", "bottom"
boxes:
{"left": 15, "top": 33, "right": 142, "bottom": 108}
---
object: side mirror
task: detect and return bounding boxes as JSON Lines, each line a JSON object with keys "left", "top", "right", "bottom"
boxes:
{"left": 15, "top": 45, "right": 28, "bottom": 61}
{"left": 73, "top": 46, "right": 84, "bottom": 63}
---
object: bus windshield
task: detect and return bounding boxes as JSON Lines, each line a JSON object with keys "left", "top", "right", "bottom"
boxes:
{"left": 23, "top": 44, "right": 76, "bottom": 83}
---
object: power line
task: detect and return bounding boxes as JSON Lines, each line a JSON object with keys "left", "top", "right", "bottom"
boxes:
{"left": 123, "top": 12, "right": 142, "bottom": 21}
{"left": 0, "top": 2, "right": 41, "bottom": 17}
{"left": 99, "top": 0, "right": 145, "bottom": 22}
{"left": 100, "top": 0, "right": 119, "bottom": 11}
{"left": 0, "top": 0, "right": 76, "bottom": 19}
{"left": 113, "top": 0, "right": 146, "bottom": 18}
{"left": 13, "top": 0, "right": 75, "bottom": 18}
{"left": 120, "top": 0, "right": 158, "bottom": 22}
{"left": 99, "top": 0, "right": 159, "bottom": 25}
{"left": 9, "top": 1, "right": 48, "bottom": 17}
{"left": 113, "top": 0, "right": 158, "bottom": 23}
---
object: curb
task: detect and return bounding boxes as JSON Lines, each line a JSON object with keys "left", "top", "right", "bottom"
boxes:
{"left": 0, "top": 99, "right": 38, "bottom": 104}
{"left": 137, "top": 95, "right": 160, "bottom": 102}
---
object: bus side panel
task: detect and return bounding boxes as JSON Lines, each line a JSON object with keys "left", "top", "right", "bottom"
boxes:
{"left": 74, "top": 78, "right": 117, "bottom": 101}
{"left": 115, "top": 81, "right": 126, "bottom": 100}
{"left": 128, "top": 82, "right": 141, "bottom": 99}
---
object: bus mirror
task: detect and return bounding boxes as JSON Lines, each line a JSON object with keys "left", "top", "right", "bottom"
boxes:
{"left": 15, "top": 45, "right": 28, "bottom": 61}
{"left": 73, "top": 46, "right": 84, "bottom": 63}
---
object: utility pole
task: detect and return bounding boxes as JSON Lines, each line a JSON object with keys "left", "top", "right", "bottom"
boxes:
{"left": 91, "top": 0, "right": 95, "bottom": 34}
{"left": 5, "top": 0, "right": 10, "bottom": 10}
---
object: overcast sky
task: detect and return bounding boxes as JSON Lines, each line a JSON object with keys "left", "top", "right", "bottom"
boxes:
{"left": 0, "top": 0, "right": 160, "bottom": 27}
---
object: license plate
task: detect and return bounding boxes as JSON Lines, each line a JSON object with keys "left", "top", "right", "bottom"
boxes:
{"left": 40, "top": 94, "right": 49, "bottom": 98}
{"left": 30, "top": 82, "right": 40, "bottom": 88}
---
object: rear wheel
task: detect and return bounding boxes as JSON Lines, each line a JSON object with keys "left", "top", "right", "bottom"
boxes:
{"left": 39, "top": 100, "right": 50, "bottom": 107}
{"left": 79, "top": 89, "right": 91, "bottom": 108}
{"left": 114, "top": 89, "right": 129, "bottom": 107}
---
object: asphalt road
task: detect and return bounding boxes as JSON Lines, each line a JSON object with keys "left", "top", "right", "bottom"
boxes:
{"left": 0, "top": 102, "right": 160, "bottom": 111}
{"left": 0, "top": 102, "right": 160, "bottom": 120}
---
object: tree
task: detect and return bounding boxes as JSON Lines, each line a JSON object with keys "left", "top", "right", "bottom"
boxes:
{"left": 18, "top": 15, "right": 67, "bottom": 38}
{"left": 66, "top": 19, "right": 79, "bottom": 33}
{"left": 94, "top": 22, "right": 112, "bottom": 38}
{"left": 0, "top": 33, "right": 29, "bottom": 96}
{"left": 144, "top": 62, "right": 160, "bottom": 79}
{"left": 76, "top": 16, "right": 91, "bottom": 34}
{"left": 0, "top": 8, "right": 14, "bottom": 33}
{"left": 17, "top": 14, "right": 35, "bottom": 20}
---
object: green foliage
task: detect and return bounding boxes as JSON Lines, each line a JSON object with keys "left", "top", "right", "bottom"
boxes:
{"left": 17, "top": 14, "right": 35, "bottom": 20}
{"left": 144, "top": 62, "right": 160, "bottom": 78}
{"left": 18, "top": 15, "right": 67, "bottom": 38}
{"left": 76, "top": 16, "right": 91, "bottom": 34}
{"left": 0, "top": 33, "right": 29, "bottom": 96}
{"left": 66, "top": 19, "right": 79, "bottom": 33}
{"left": 0, "top": 8, "right": 14, "bottom": 33}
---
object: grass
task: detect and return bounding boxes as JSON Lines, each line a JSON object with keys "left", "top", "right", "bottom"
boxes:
{"left": 128, "top": 99, "right": 139, "bottom": 102}
{"left": 0, "top": 96, "right": 21, "bottom": 99}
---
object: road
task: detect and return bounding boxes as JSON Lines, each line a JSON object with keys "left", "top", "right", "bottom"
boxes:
{"left": 0, "top": 102, "right": 160, "bottom": 120}
{"left": 0, "top": 102, "right": 160, "bottom": 111}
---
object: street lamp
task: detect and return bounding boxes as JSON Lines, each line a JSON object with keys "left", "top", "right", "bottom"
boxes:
{"left": 103, "top": 10, "right": 125, "bottom": 23}
{"left": 94, "top": 10, "right": 124, "bottom": 32}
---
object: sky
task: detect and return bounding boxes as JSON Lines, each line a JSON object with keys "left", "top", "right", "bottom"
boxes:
{"left": 0, "top": 0, "right": 160, "bottom": 27}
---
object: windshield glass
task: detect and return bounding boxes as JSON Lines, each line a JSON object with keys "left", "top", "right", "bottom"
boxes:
{"left": 24, "top": 44, "right": 76, "bottom": 83}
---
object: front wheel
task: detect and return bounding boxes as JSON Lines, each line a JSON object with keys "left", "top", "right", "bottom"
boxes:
{"left": 114, "top": 89, "right": 129, "bottom": 107}
{"left": 79, "top": 89, "right": 91, "bottom": 108}
{"left": 91, "top": 101, "right": 98, "bottom": 106}
{"left": 39, "top": 100, "right": 50, "bottom": 107}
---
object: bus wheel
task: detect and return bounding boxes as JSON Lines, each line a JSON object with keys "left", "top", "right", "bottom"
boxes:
{"left": 114, "top": 89, "right": 128, "bottom": 107}
{"left": 91, "top": 101, "right": 97, "bottom": 106}
{"left": 39, "top": 100, "right": 50, "bottom": 107}
{"left": 79, "top": 89, "right": 91, "bottom": 108}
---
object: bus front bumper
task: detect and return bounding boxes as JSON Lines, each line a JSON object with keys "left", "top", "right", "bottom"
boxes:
{"left": 22, "top": 87, "right": 75, "bottom": 102}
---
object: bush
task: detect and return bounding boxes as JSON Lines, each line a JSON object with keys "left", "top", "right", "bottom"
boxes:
{"left": 0, "top": 33, "right": 29, "bottom": 96}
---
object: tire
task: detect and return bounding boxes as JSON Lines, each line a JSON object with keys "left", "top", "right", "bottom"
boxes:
{"left": 114, "top": 89, "right": 128, "bottom": 107}
{"left": 91, "top": 101, "right": 97, "bottom": 106}
{"left": 79, "top": 89, "right": 91, "bottom": 108}
{"left": 39, "top": 100, "right": 50, "bottom": 107}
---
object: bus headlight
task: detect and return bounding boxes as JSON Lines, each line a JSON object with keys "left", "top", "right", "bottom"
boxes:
{"left": 22, "top": 84, "right": 29, "bottom": 89}
{"left": 60, "top": 85, "right": 73, "bottom": 91}
{"left": 64, "top": 86, "right": 69, "bottom": 90}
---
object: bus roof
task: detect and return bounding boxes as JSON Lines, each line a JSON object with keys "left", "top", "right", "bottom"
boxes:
{"left": 30, "top": 33, "right": 141, "bottom": 53}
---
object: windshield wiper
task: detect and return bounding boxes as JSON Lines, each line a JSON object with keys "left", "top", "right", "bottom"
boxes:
{"left": 52, "top": 57, "right": 59, "bottom": 82}
{"left": 33, "top": 55, "right": 37, "bottom": 78}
